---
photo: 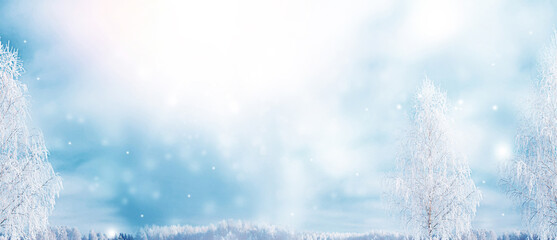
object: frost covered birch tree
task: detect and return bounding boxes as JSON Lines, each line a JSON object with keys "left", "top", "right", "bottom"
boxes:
{"left": 501, "top": 33, "right": 557, "bottom": 239}
{"left": 0, "top": 42, "right": 62, "bottom": 239}
{"left": 386, "top": 79, "right": 481, "bottom": 240}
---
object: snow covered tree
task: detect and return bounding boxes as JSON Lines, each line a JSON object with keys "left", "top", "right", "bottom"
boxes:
{"left": 0, "top": 42, "right": 62, "bottom": 239}
{"left": 386, "top": 79, "right": 481, "bottom": 240}
{"left": 88, "top": 230, "right": 98, "bottom": 240}
{"left": 67, "top": 227, "right": 81, "bottom": 240}
{"left": 501, "top": 32, "right": 557, "bottom": 239}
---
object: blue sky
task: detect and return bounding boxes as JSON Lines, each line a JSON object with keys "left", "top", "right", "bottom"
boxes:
{"left": 0, "top": 0, "right": 555, "bottom": 235}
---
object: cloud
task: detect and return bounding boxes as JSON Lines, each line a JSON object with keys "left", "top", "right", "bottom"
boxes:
{"left": 50, "top": 175, "right": 129, "bottom": 233}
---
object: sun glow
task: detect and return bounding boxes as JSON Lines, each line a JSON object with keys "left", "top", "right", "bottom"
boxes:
{"left": 106, "top": 228, "right": 118, "bottom": 238}
{"left": 494, "top": 143, "right": 512, "bottom": 161}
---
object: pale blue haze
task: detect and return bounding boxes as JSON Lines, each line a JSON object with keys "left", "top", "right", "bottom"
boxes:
{"left": 0, "top": 0, "right": 555, "bottom": 235}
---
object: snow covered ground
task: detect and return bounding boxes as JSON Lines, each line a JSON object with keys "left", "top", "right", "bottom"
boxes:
{"left": 19, "top": 220, "right": 537, "bottom": 240}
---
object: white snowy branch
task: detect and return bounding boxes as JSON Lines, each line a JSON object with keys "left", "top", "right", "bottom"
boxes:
{"left": 386, "top": 79, "right": 481, "bottom": 240}
{"left": 0, "top": 41, "right": 62, "bottom": 239}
